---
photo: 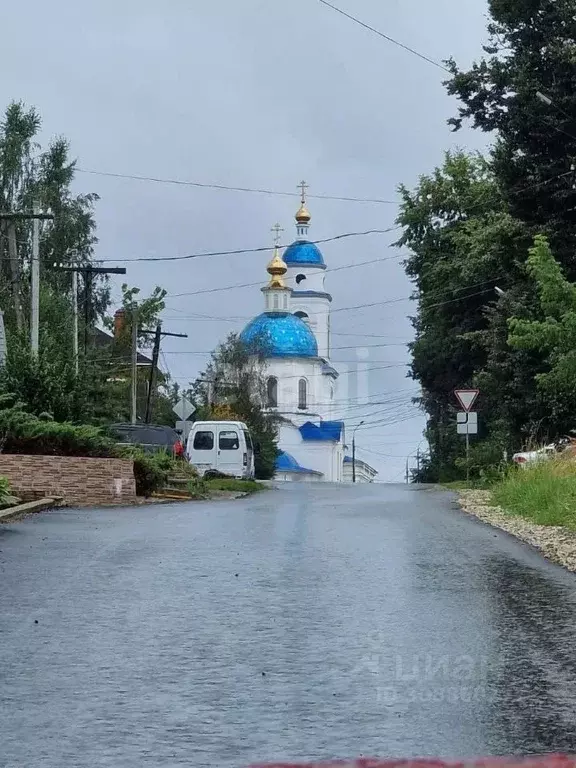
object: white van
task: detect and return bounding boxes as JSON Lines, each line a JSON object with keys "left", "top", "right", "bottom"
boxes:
{"left": 186, "top": 421, "right": 255, "bottom": 479}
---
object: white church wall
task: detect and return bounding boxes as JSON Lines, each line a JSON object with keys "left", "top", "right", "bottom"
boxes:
{"left": 277, "top": 422, "right": 343, "bottom": 482}
{"left": 265, "top": 358, "right": 334, "bottom": 421}
{"left": 285, "top": 266, "right": 325, "bottom": 294}
{"left": 289, "top": 295, "right": 331, "bottom": 359}
{"left": 276, "top": 471, "right": 322, "bottom": 483}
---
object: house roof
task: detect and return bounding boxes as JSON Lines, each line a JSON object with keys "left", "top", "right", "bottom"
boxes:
{"left": 299, "top": 420, "right": 344, "bottom": 442}
{"left": 275, "top": 451, "right": 323, "bottom": 476}
{"left": 344, "top": 455, "right": 378, "bottom": 475}
{"left": 92, "top": 327, "right": 154, "bottom": 366}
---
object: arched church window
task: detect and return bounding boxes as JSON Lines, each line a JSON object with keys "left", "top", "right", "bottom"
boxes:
{"left": 273, "top": 293, "right": 279, "bottom": 310}
{"left": 267, "top": 377, "right": 278, "bottom": 408}
{"left": 296, "top": 274, "right": 306, "bottom": 284}
{"left": 294, "top": 311, "right": 309, "bottom": 321}
{"left": 298, "top": 378, "right": 307, "bottom": 410}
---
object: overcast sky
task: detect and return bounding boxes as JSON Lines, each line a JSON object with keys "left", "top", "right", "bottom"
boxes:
{"left": 1, "top": 0, "right": 491, "bottom": 481}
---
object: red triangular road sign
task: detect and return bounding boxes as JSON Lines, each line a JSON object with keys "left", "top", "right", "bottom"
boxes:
{"left": 454, "top": 389, "right": 479, "bottom": 412}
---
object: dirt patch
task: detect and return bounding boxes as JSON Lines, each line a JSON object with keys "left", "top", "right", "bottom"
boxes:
{"left": 458, "top": 489, "right": 576, "bottom": 573}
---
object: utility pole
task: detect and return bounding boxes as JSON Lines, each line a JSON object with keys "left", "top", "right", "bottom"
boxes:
{"left": 352, "top": 420, "right": 365, "bottom": 483}
{"left": 142, "top": 325, "right": 188, "bottom": 423}
{"left": 0, "top": 206, "right": 54, "bottom": 355}
{"left": 71, "top": 270, "right": 79, "bottom": 375}
{"left": 131, "top": 308, "right": 138, "bottom": 424}
{"left": 50, "top": 264, "right": 127, "bottom": 359}
{"left": 6, "top": 224, "right": 23, "bottom": 332}
{"left": 31, "top": 202, "right": 40, "bottom": 355}
{"left": 84, "top": 269, "right": 92, "bottom": 357}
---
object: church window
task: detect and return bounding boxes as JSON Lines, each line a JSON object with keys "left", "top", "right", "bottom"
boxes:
{"left": 273, "top": 294, "right": 279, "bottom": 310}
{"left": 294, "top": 311, "right": 309, "bottom": 321}
{"left": 267, "top": 377, "right": 278, "bottom": 408}
{"left": 298, "top": 378, "right": 307, "bottom": 410}
{"left": 296, "top": 274, "right": 306, "bottom": 284}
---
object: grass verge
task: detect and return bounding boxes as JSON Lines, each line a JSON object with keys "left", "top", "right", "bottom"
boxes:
{"left": 205, "top": 478, "right": 263, "bottom": 494}
{"left": 491, "top": 458, "right": 576, "bottom": 529}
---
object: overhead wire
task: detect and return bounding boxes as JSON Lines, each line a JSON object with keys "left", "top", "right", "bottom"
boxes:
{"left": 316, "top": 0, "right": 451, "bottom": 72}
{"left": 96, "top": 227, "right": 400, "bottom": 264}
{"left": 165, "top": 244, "right": 402, "bottom": 298}
{"left": 76, "top": 168, "right": 398, "bottom": 205}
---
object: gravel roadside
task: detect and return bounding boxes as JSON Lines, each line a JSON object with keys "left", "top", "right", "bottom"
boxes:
{"left": 458, "top": 489, "right": 576, "bottom": 573}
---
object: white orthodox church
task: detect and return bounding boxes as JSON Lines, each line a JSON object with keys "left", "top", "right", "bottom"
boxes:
{"left": 239, "top": 187, "right": 377, "bottom": 483}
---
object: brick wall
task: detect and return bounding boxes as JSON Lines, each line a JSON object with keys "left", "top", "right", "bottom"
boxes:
{"left": 0, "top": 455, "right": 137, "bottom": 506}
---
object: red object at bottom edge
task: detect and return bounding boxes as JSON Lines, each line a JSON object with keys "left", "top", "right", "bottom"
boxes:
{"left": 249, "top": 756, "right": 576, "bottom": 768}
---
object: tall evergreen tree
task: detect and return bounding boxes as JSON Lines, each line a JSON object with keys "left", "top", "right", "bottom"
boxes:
{"left": 447, "top": 0, "right": 576, "bottom": 276}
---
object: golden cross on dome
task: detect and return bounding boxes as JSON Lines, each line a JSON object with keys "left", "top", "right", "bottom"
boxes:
{"left": 298, "top": 180, "right": 309, "bottom": 203}
{"left": 271, "top": 222, "right": 284, "bottom": 246}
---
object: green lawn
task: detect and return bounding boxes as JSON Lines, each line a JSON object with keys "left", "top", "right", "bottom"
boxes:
{"left": 491, "top": 458, "right": 576, "bottom": 529}
{"left": 204, "top": 477, "right": 264, "bottom": 494}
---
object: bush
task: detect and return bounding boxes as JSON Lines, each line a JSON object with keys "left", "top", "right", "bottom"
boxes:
{"left": 125, "top": 449, "right": 196, "bottom": 497}
{"left": 0, "top": 476, "right": 17, "bottom": 508}
{"left": 131, "top": 453, "right": 169, "bottom": 497}
{"left": 0, "top": 407, "right": 116, "bottom": 457}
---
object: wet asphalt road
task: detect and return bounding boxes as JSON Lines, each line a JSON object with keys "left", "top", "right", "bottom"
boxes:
{"left": 2, "top": 483, "right": 576, "bottom": 767}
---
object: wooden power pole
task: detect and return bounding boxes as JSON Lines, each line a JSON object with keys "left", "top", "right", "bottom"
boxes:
{"left": 0, "top": 205, "right": 54, "bottom": 354}
{"left": 141, "top": 325, "right": 188, "bottom": 423}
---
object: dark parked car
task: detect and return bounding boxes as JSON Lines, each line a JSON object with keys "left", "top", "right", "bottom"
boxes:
{"left": 110, "top": 423, "right": 184, "bottom": 457}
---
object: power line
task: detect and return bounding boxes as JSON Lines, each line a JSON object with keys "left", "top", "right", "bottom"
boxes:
{"left": 168, "top": 362, "right": 408, "bottom": 383}
{"left": 317, "top": 0, "right": 450, "bottom": 73}
{"left": 165, "top": 245, "right": 402, "bottom": 298}
{"left": 76, "top": 167, "right": 398, "bottom": 205}
{"left": 159, "top": 274, "right": 507, "bottom": 328}
{"left": 164, "top": 275, "right": 505, "bottom": 321}
{"left": 157, "top": 168, "right": 571, "bottom": 301}
{"left": 96, "top": 227, "right": 400, "bottom": 264}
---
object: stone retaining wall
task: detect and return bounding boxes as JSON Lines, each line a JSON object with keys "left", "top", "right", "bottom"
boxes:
{"left": 0, "top": 455, "right": 137, "bottom": 506}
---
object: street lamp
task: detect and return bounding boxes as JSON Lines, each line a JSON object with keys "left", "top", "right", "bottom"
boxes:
{"left": 352, "top": 420, "right": 364, "bottom": 484}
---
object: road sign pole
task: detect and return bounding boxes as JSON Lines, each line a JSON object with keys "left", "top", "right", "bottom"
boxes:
{"left": 466, "top": 432, "right": 470, "bottom": 485}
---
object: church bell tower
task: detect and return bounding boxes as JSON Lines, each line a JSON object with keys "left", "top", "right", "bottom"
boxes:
{"left": 284, "top": 182, "right": 332, "bottom": 360}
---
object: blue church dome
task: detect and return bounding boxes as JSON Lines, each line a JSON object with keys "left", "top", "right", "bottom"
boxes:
{"left": 240, "top": 312, "right": 318, "bottom": 358}
{"left": 283, "top": 240, "right": 325, "bottom": 267}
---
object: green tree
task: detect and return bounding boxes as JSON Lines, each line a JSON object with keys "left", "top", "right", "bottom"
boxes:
{"left": 0, "top": 100, "right": 176, "bottom": 429}
{"left": 508, "top": 235, "right": 576, "bottom": 428}
{"left": 400, "top": 2, "right": 576, "bottom": 478}
{"left": 101, "top": 284, "right": 171, "bottom": 423}
{"left": 0, "top": 102, "right": 103, "bottom": 334}
{"left": 446, "top": 0, "right": 576, "bottom": 277}
{"left": 397, "top": 151, "right": 538, "bottom": 478}
{"left": 194, "top": 333, "right": 279, "bottom": 479}
{"left": 0, "top": 287, "right": 108, "bottom": 422}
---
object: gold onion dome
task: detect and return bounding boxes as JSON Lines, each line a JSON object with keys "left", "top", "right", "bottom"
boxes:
{"left": 267, "top": 247, "right": 288, "bottom": 288}
{"left": 295, "top": 202, "right": 311, "bottom": 224}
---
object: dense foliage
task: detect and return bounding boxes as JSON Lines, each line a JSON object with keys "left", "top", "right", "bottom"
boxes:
{"left": 403, "top": 0, "right": 576, "bottom": 480}
{"left": 0, "top": 101, "right": 176, "bottom": 426}
{"left": 0, "top": 404, "right": 116, "bottom": 457}
{"left": 191, "top": 333, "right": 279, "bottom": 480}
{"left": 0, "top": 476, "right": 17, "bottom": 508}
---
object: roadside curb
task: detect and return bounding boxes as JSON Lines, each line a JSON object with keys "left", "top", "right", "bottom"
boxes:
{"left": 0, "top": 497, "right": 63, "bottom": 523}
{"left": 457, "top": 489, "right": 576, "bottom": 573}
